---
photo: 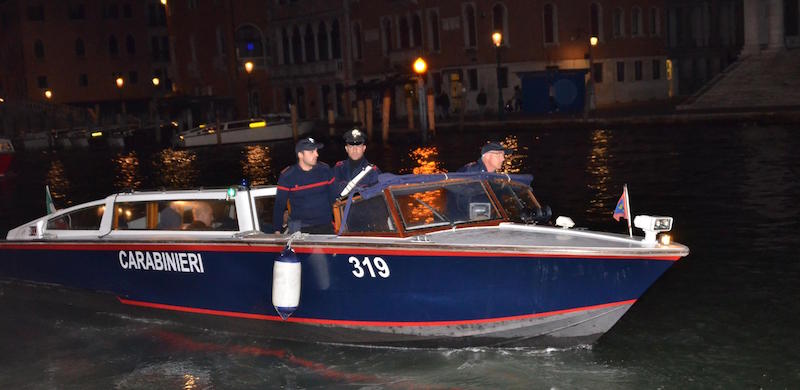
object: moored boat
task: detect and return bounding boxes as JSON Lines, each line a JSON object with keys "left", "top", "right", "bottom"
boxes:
{"left": 0, "top": 138, "right": 14, "bottom": 176}
{"left": 175, "top": 115, "right": 314, "bottom": 147}
{"left": 0, "top": 173, "right": 688, "bottom": 347}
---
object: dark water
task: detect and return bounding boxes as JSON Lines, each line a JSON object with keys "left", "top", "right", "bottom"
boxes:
{"left": 1, "top": 125, "right": 799, "bottom": 388}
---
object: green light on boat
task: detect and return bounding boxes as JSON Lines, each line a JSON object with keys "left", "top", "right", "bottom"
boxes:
{"left": 227, "top": 187, "right": 237, "bottom": 198}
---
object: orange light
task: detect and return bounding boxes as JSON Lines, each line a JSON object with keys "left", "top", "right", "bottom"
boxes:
{"left": 492, "top": 32, "right": 503, "bottom": 47}
{"left": 590, "top": 36, "right": 599, "bottom": 46}
{"left": 44, "top": 90, "right": 53, "bottom": 99}
{"left": 413, "top": 57, "right": 427, "bottom": 74}
{"left": 152, "top": 77, "right": 160, "bottom": 86}
{"left": 115, "top": 77, "right": 124, "bottom": 88}
{"left": 244, "top": 61, "right": 254, "bottom": 74}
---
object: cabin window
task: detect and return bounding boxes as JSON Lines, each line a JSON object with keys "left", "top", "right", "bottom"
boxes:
{"left": 488, "top": 180, "right": 542, "bottom": 223}
{"left": 254, "top": 196, "right": 276, "bottom": 233}
{"left": 391, "top": 181, "right": 500, "bottom": 231}
{"left": 339, "top": 195, "right": 396, "bottom": 233}
{"left": 113, "top": 200, "right": 238, "bottom": 231}
{"left": 46, "top": 205, "right": 105, "bottom": 230}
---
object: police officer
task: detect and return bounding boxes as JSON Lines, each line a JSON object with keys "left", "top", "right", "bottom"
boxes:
{"left": 457, "top": 142, "right": 511, "bottom": 173}
{"left": 272, "top": 137, "right": 336, "bottom": 234}
{"left": 333, "top": 128, "right": 380, "bottom": 196}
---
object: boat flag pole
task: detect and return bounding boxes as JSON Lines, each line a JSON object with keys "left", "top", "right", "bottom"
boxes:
{"left": 625, "top": 184, "right": 632, "bottom": 238}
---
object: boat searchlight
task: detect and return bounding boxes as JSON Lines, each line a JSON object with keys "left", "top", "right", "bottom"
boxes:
{"left": 634, "top": 215, "right": 673, "bottom": 245}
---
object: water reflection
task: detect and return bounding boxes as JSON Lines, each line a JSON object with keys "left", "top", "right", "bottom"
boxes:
{"left": 586, "top": 129, "right": 612, "bottom": 218}
{"left": 500, "top": 135, "right": 524, "bottom": 174}
{"left": 241, "top": 145, "right": 274, "bottom": 186}
{"left": 45, "top": 157, "right": 70, "bottom": 207}
{"left": 112, "top": 152, "right": 142, "bottom": 191}
{"left": 153, "top": 149, "right": 198, "bottom": 189}
{"left": 407, "top": 146, "right": 445, "bottom": 174}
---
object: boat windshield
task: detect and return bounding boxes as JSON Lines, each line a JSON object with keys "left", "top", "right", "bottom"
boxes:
{"left": 488, "top": 179, "right": 542, "bottom": 223}
{"left": 390, "top": 180, "right": 501, "bottom": 230}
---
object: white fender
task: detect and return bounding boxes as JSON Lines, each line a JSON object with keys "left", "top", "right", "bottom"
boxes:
{"left": 272, "top": 245, "right": 301, "bottom": 320}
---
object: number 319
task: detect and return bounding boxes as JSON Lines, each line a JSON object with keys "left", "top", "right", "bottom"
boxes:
{"left": 348, "top": 256, "right": 390, "bottom": 278}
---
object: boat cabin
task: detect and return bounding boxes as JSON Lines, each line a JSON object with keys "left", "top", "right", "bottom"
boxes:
{"left": 6, "top": 174, "right": 545, "bottom": 241}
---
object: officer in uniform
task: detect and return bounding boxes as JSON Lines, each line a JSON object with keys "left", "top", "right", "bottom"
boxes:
{"left": 272, "top": 137, "right": 336, "bottom": 234}
{"left": 333, "top": 128, "right": 380, "bottom": 196}
{"left": 457, "top": 142, "right": 511, "bottom": 173}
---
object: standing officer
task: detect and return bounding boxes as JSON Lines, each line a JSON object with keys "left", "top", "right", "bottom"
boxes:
{"left": 272, "top": 137, "right": 335, "bottom": 234}
{"left": 457, "top": 141, "right": 511, "bottom": 173}
{"left": 333, "top": 128, "right": 380, "bottom": 196}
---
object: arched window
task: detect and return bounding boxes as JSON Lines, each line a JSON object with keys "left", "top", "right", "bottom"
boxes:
{"left": 34, "top": 40, "right": 45, "bottom": 59}
{"left": 304, "top": 24, "right": 315, "bottom": 62}
{"left": 331, "top": 20, "right": 341, "bottom": 59}
{"left": 382, "top": 18, "right": 393, "bottom": 55}
{"left": 649, "top": 7, "right": 660, "bottom": 36}
{"left": 235, "top": 25, "right": 264, "bottom": 59}
{"left": 612, "top": 8, "right": 624, "bottom": 37}
{"left": 318, "top": 22, "right": 330, "bottom": 61}
{"left": 543, "top": 3, "right": 557, "bottom": 44}
{"left": 428, "top": 11, "right": 440, "bottom": 51}
{"left": 351, "top": 22, "right": 362, "bottom": 60}
{"left": 412, "top": 14, "right": 422, "bottom": 48}
{"left": 631, "top": 7, "right": 642, "bottom": 37}
{"left": 108, "top": 36, "right": 118, "bottom": 56}
{"left": 464, "top": 4, "right": 477, "bottom": 48}
{"left": 75, "top": 39, "right": 85, "bottom": 57}
{"left": 492, "top": 3, "right": 508, "bottom": 41}
{"left": 399, "top": 16, "right": 410, "bottom": 49}
{"left": 590, "top": 3, "right": 603, "bottom": 39}
{"left": 281, "top": 28, "right": 290, "bottom": 64}
{"left": 292, "top": 26, "right": 303, "bottom": 63}
{"left": 126, "top": 35, "right": 136, "bottom": 55}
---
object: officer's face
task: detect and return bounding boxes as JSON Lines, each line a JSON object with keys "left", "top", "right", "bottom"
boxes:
{"left": 482, "top": 151, "right": 506, "bottom": 173}
{"left": 298, "top": 149, "right": 318, "bottom": 168}
{"left": 345, "top": 143, "right": 366, "bottom": 160}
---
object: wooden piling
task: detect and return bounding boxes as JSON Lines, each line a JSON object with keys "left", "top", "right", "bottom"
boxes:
{"left": 357, "top": 100, "right": 366, "bottom": 127}
{"left": 406, "top": 96, "right": 414, "bottom": 130}
{"left": 381, "top": 90, "right": 391, "bottom": 144}
{"left": 327, "top": 109, "right": 335, "bottom": 136}
{"left": 426, "top": 90, "right": 436, "bottom": 135}
{"left": 365, "top": 99, "right": 374, "bottom": 140}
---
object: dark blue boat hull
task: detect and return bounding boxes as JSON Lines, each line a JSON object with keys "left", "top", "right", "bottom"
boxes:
{"left": 0, "top": 242, "right": 678, "bottom": 346}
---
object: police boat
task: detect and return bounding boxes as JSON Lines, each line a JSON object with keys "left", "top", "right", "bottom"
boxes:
{"left": 0, "top": 172, "right": 688, "bottom": 347}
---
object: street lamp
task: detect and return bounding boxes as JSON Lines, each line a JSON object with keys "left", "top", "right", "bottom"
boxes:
{"left": 413, "top": 57, "right": 428, "bottom": 142}
{"left": 115, "top": 76, "right": 126, "bottom": 124}
{"left": 586, "top": 36, "right": 599, "bottom": 116}
{"left": 44, "top": 90, "right": 53, "bottom": 100}
{"left": 492, "top": 32, "right": 504, "bottom": 121}
{"left": 244, "top": 61, "right": 254, "bottom": 117}
{"left": 152, "top": 77, "right": 162, "bottom": 143}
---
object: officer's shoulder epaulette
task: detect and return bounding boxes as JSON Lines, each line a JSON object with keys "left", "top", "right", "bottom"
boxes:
{"left": 334, "top": 160, "right": 345, "bottom": 167}
{"left": 464, "top": 161, "right": 477, "bottom": 167}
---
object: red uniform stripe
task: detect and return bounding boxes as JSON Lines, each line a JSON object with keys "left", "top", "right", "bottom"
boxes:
{"left": 277, "top": 178, "right": 334, "bottom": 192}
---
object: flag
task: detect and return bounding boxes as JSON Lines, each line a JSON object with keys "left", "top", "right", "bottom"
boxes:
{"left": 613, "top": 186, "right": 628, "bottom": 221}
{"left": 45, "top": 185, "right": 57, "bottom": 214}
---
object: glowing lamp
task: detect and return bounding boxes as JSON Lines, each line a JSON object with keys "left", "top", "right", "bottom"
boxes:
{"left": 244, "top": 61, "right": 254, "bottom": 74}
{"left": 44, "top": 90, "right": 53, "bottom": 99}
{"left": 413, "top": 57, "right": 427, "bottom": 74}
{"left": 492, "top": 32, "right": 503, "bottom": 47}
{"left": 590, "top": 36, "right": 599, "bottom": 46}
{"left": 115, "top": 77, "right": 124, "bottom": 88}
{"left": 152, "top": 77, "right": 160, "bottom": 86}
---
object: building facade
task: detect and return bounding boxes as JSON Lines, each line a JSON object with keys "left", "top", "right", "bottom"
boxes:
{"left": 0, "top": 0, "right": 172, "bottom": 129}
{"left": 347, "top": 0, "right": 670, "bottom": 116}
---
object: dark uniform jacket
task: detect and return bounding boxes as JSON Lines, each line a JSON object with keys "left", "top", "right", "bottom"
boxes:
{"left": 332, "top": 158, "right": 380, "bottom": 196}
{"left": 272, "top": 163, "right": 335, "bottom": 231}
{"left": 457, "top": 159, "right": 488, "bottom": 173}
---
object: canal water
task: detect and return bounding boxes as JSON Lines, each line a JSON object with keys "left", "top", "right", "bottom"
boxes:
{"left": 0, "top": 125, "right": 798, "bottom": 388}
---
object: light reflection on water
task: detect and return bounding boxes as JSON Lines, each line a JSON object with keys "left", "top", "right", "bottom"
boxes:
{"left": 407, "top": 146, "right": 445, "bottom": 174}
{"left": 45, "top": 157, "right": 70, "bottom": 207}
{"left": 154, "top": 149, "right": 198, "bottom": 189}
{"left": 112, "top": 152, "right": 142, "bottom": 191}
{"left": 585, "top": 129, "right": 612, "bottom": 219}
{"left": 500, "top": 134, "right": 524, "bottom": 174}
{"left": 240, "top": 145, "right": 273, "bottom": 186}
